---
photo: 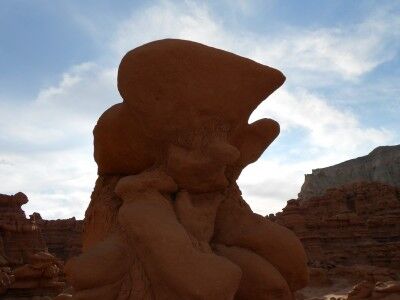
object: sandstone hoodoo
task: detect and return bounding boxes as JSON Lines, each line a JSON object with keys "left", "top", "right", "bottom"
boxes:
{"left": 63, "top": 39, "right": 309, "bottom": 299}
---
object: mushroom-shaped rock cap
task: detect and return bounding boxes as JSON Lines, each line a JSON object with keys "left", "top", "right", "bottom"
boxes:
{"left": 118, "top": 39, "right": 285, "bottom": 139}
{"left": 95, "top": 39, "right": 284, "bottom": 175}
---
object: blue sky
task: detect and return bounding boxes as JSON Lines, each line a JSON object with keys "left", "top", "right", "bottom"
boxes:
{"left": 0, "top": 0, "right": 399, "bottom": 219}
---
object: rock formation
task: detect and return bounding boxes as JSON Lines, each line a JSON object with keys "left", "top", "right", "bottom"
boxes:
{"left": 0, "top": 267, "right": 14, "bottom": 294}
{"left": 63, "top": 39, "right": 309, "bottom": 300}
{"left": 8, "top": 251, "right": 65, "bottom": 299}
{"left": 347, "top": 280, "right": 400, "bottom": 300}
{"left": 271, "top": 182, "right": 400, "bottom": 271}
{"left": 298, "top": 145, "right": 400, "bottom": 201}
{"left": 31, "top": 213, "right": 83, "bottom": 262}
{"left": 0, "top": 193, "right": 47, "bottom": 266}
{"left": 0, "top": 193, "right": 70, "bottom": 299}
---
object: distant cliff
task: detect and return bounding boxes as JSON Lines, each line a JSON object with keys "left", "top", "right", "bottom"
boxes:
{"left": 270, "top": 144, "right": 400, "bottom": 271}
{"left": 271, "top": 182, "right": 400, "bottom": 270}
{"left": 298, "top": 145, "right": 400, "bottom": 201}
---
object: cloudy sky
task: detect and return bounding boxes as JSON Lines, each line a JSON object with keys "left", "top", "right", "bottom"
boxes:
{"left": 1, "top": 0, "right": 399, "bottom": 219}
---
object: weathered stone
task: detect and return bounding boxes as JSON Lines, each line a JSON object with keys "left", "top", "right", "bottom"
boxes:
{"left": 65, "top": 39, "right": 309, "bottom": 300}
{"left": 0, "top": 193, "right": 47, "bottom": 266}
{"left": 273, "top": 182, "right": 400, "bottom": 271}
{"left": 31, "top": 213, "right": 83, "bottom": 262}
{"left": 0, "top": 193, "right": 82, "bottom": 299}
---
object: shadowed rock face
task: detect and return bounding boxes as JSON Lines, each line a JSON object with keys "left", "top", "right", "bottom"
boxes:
{"left": 64, "top": 39, "right": 308, "bottom": 300}
{"left": 31, "top": 213, "right": 83, "bottom": 262}
{"left": 272, "top": 182, "right": 400, "bottom": 270}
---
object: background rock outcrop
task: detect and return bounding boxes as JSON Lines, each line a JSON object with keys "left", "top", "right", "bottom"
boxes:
{"left": 298, "top": 145, "right": 400, "bottom": 201}
{"left": 31, "top": 213, "right": 83, "bottom": 262}
{"left": 0, "top": 193, "right": 82, "bottom": 299}
{"left": 272, "top": 182, "right": 400, "bottom": 270}
{"left": 0, "top": 193, "right": 47, "bottom": 266}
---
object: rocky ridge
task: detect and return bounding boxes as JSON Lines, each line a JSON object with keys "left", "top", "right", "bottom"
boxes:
{"left": 271, "top": 145, "right": 400, "bottom": 299}
{"left": 298, "top": 145, "right": 400, "bottom": 201}
{"left": 272, "top": 182, "right": 400, "bottom": 299}
{"left": 272, "top": 182, "right": 400, "bottom": 270}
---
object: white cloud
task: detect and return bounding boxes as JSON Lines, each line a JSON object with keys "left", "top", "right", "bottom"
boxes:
{"left": 0, "top": 63, "right": 118, "bottom": 219}
{"left": 1, "top": 1, "right": 398, "bottom": 219}
{"left": 112, "top": 1, "right": 226, "bottom": 57}
{"left": 243, "top": 86, "right": 393, "bottom": 216}
{"left": 0, "top": 148, "right": 96, "bottom": 219}
{"left": 251, "top": 88, "right": 394, "bottom": 153}
{"left": 112, "top": 1, "right": 400, "bottom": 83}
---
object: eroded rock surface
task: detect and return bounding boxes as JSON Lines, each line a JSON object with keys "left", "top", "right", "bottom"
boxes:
{"left": 8, "top": 252, "right": 65, "bottom": 298}
{"left": 298, "top": 145, "right": 400, "bottom": 201}
{"left": 271, "top": 182, "right": 400, "bottom": 270}
{"left": 0, "top": 193, "right": 69, "bottom": 299}
{"left": 64, "top": 39, "right": 309, "bottom": 299}
{"left": 0, "top": 193, "right": 47, "bottom": 266}
{"left": 31, "top": 213, "right": 83, "bottom": 262}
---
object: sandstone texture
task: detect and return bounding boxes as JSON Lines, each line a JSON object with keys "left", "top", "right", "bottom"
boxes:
{"left": 272, "top": 182, "right": 400, "bottom": 271}
{"left": 64, "top": 39, "right": 309, "bottom": 300}
{"left": 298, "top": 145, "right": 400, "bottom": 201}
{"left": 7, "top": 251, "right": 65, "bottom": 299}
{"left": 271, "top": 145, "right": 400, "bottom": 300}
{"left": 0, "top": 193, "right": 47, "bottom": 266}
{"left": 0, "top": 193, "right": 81, "bottom": 299}
{"left": 31, "top": 213, "right": 83, "bottom": 262}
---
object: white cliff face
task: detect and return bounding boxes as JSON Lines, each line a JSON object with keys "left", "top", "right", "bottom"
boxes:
{"left": 298, "top": 145, "right": 400, "bottom": 201}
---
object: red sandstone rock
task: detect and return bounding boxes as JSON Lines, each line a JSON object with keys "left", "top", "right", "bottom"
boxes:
{"left": 31, "top": 213, "right": 83, "bottom": 262}
{"left": 272, "top": 182, "right": 400, "bottom": 271}
{"left": 0, "top": 193, "right": 83, "bottom": 299}
{"left": 65, "top": 39, "right": 308, "bottom": 299}
{"left": 0, "top": 193, "right": 47, "bottom": 266}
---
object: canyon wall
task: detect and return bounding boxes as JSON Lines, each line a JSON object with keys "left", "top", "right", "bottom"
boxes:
{"left": 30, "top": 213, "right": 83, "bottom": 262}
{"left": 271, "top": 146, "right": 400, "bottom": 299}
{"left": 271, "top": 182, "right": 400, "bottom": 270}
{"left": 298, "top": 145, "right": 400, "bottom": 201}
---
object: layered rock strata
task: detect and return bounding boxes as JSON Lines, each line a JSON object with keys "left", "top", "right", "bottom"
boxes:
{"left": 31, "top": 213, "right": 83, "bottom": 262}
{"left": 6, "top": 251, "right": 65, "bottom": 299}
{"left": 0, "top": 193, "right": 78, "bottom": 299}
{"left": 298, "top": 145, "right": 400, "bottom": 201}
{"left": 271, "top": 182, "right": 400, "bottom": 270}
{"left": 0, "top": 193, "right": 47, "bottom": 266}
